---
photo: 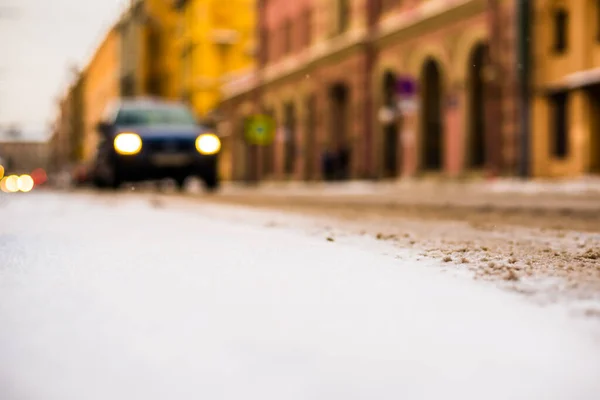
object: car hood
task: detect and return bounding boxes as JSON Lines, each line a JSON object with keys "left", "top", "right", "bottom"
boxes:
{"left": 116, "top": 124, "right": 209, "bottom": 140}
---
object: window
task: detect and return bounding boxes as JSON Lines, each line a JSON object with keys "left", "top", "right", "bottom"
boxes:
{"left": 550, "top": 91, "right": 569, "bottom": 158}
{"left": 597, "top": 0, "right": 600, "bottom": 41}
{"left": 261, "top": 27, "right": 269, "bottom": 64}
{"left": 283, "top": 19, "right": 293, "bottom": 55}
{"left": 553, "top": 9, "right": 568, "bottom": 53}
{"left": 304, "top": 8, "right": 313, "bottom": 48}
{"left": 338, "top": 0, "right": 350, "bottom": 34}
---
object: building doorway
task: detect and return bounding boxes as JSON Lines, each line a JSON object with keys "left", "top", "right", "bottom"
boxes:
{"left": 329, "top": 83, "right": 350, "bottom": 180}
{"left": 382, "top": 71, "right": 399, "bottom": 178}
{"left": 261, "top": 107, "right": 275, "bottom": 179}
{"left": 304, "top": 95, "right": 317, "bottom": 180}
{"left": 330, "top": 83, "right": 349, "bottom": 147}
{"left": 283, "top": 102, "right": 296, "bottom": 176}
{"left": 420, "top": 58, "right": 444, "bottom": 171}
{"left": 236, "top": 116, "right": 250, "bottom": 181}
{"left": 467, "top": 43, "right": 488, "bottom": 169}
{"left": 587, "top": 84, "right": 600, "bottom": 174}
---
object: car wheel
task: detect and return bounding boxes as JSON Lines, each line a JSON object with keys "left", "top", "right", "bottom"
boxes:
{"left": 202, "top": 173, "right": 220, "bottom": 192}
{"left": 106, "top": 164, "right": 122, "bottom": 190}
{"left": 175, "top": 176, "right": 187, "bottom": 192}
{"left": 93, "top": 177, "right": 106, "bottom": 189}
{"left": 109, "top": 178, "right": 121, "bottom": 190}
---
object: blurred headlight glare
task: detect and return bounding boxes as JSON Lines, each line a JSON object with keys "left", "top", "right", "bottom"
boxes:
{"left": 17, "top": 175, "right": 34, "bottom": 192}
{"left": 196, "top": 133, "right": 221, "bottom": 155}
{"left": 4, "top": 175, "right": 19, "bottom": 193}
{"left": 114, "top": 133, "right": 142, "bottom": 155}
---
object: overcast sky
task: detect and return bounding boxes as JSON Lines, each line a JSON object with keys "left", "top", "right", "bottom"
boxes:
{"left": 0, "top": 0, "right": 127, "bottom": 139}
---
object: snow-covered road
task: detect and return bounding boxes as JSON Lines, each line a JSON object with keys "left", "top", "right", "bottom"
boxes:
{"left": 1, "top": 192, "right": 599, "bottom": 400}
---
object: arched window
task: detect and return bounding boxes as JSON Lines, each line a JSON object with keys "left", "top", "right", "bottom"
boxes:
{"left": 283, "top": 19, "right": 293, "bottom": 55}
{"left": 303, "top": 8, "right": 313, "bottom": 48}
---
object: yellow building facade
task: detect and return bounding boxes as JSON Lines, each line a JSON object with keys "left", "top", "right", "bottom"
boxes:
{"left": 146, "top": 0, "right": 181, "bottom": 100}
{"left": 174, "top": 0, "right": 255, "bottom": 119}
{"left": 83, "top": 27, "right": 120, "bottom": 162}
{"left": 174, "top": 0, "right": 255, "bottom": 180}
{"left": 118, "top": 0, "right": 180, "bottom": 100}
{"left": 532, "top": 0, "right": 600, "bottom": 177}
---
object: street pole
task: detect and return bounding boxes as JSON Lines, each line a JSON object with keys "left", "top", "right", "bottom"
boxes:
{"left": 486, "top": 0, "right": 502, "bottom": 177}
{"left": 517, "top": 0, "right": 531, "bottom": 178}
{"left": 249, "top": 0, "right": 265, "bottom": 184}
{"left": 363, "top": 0, "right": 379, "bottom": 180}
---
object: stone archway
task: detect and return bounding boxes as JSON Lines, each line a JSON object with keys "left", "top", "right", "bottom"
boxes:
{"left": 420, "top": 58, "right": 444, "bottom": 171}
{"left": 467, "top": 42, "right": 488, "bottom": 169}
{"left": 382, "top": 70, "right": 399, "bottom": 177}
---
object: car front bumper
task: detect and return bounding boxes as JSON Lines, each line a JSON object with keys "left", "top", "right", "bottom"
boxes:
{"left": 113, "top": 150, "right": 218, "bottom": 180}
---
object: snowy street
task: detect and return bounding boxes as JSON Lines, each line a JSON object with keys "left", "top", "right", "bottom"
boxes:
{"left": 1, "top": 190, "right": 600, "bottom": 399}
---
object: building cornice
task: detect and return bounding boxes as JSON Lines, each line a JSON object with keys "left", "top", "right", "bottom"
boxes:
{"left": 222, "top": 0, "right": 483, "bottom": 102}
{"left": 374, "top": 0, "right": 484, "bottom": 47}
{"left": 222, "top": 29, "right": 369, "bottom": 101}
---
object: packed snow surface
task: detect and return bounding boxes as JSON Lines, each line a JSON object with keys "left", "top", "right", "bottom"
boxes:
{"left": 0, "top": 192, "right": 599, "bottom": 400}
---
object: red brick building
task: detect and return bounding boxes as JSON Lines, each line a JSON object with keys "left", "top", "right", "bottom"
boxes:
{"left": 221, "top": 0, "right": 520, "bottom": 182}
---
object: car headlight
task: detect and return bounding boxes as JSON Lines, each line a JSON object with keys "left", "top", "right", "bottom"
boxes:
{"left": 195, "top": 133, "right": 221, "bottom": 155}
{"left": 114, "top": 133, "right": 142, "bottom": 155}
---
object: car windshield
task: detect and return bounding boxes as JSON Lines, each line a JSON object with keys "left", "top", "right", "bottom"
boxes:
{"left": 115, "top": 105, "right": 197, "bottom": 126}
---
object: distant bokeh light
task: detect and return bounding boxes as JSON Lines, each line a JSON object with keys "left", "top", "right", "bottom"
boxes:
{"left": 18, "top": 175, "right": 34, "bottom": 192}
{"left": 0, "top": 165, "right": 4, "bottom": 180}
{"left": 31, "top": 168, "right": 48, "bottom": 185}
{"left": 0, "top": 177, "right": 8, "bottom": 193}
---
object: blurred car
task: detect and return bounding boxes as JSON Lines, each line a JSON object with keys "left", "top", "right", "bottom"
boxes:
{"left": 92, "top": 98, "right": 221, "bottom": 191}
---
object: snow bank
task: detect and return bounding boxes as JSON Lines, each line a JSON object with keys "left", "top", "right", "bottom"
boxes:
{"left": 1, "top": 193, "right": 599, "bottom": 400}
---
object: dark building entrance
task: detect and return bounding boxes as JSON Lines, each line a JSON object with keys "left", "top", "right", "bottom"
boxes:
{"left": 586, "top": 84, "right": 600, "bottom": 174}
{"left": 304, "top": 95, "right": 317, "bottom": 180}
{"left": 283, "top": 102, "right": 297, "bottom": 176}
{"left": 328, "top": 83, "right": 351, "bottom": 180}
{"left": 420, "top": 58, "right": 444, "bottom": 171}
{"left": 467, "top": 43, "right": 488, "bottom": 169}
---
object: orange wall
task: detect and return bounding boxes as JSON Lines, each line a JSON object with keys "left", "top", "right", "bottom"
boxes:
{"left": 83, "top": 28, "right": 120, "bottom": 162}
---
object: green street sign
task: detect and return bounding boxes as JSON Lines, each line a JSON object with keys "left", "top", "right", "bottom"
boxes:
{"left": 245, "top": 114, "right": 275, "bottom": 146}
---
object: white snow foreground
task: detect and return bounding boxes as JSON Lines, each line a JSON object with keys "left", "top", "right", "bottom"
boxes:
{"left": 0, "top": 194, "right": 599, "bottom": 400}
